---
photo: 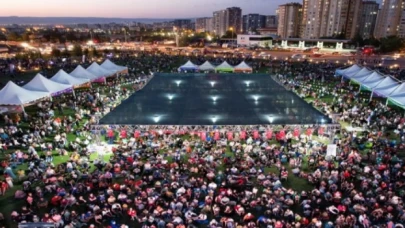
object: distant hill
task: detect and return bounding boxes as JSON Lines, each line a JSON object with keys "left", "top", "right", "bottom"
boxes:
{"left": 0, "top": 16, "right": 177, "bottom": 25}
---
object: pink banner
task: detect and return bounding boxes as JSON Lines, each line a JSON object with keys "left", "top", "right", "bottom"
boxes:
{"left": 120, "top": 130, "right": 127, "bottom": 138}
{"left": 107, "top": 129, "right": 114, "bottom": 138}
{"left": 253, "top": 131, "right": 259, "bottom": 139}
{"left": 318, "top": 127, "right": 324, "bottom": 135}
{"left": 200, "top": 131, "right": 206, "bottom": 141}
{"left": 134, "top": 130, "right": 140, "bottom": 138}
{"left": 266, "top": 130, "right": 273, "bottom": 140}
{"left": 278, "top": 130, "right": 286, "bottom": 140}
{"left": 293, "top": 128, "right": 300, "bottom": 137}
{"left": 227, "top": 132, "right": 233, "bottom": 140}
{"left": 306, "top": 128, "right": 313, "bottom": 136}
{"left": 214, "top": 131, "right": 220, "bottom": 140}
{"left": 240, "top": 131, "right": 246, "bottom": 140}
{"left": 91, "top": 77, "right": 106, "bottom": 83}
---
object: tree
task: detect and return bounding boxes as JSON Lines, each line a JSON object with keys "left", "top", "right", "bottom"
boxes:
{"left": 83, "top": 48, "right": 89, "bottom": 56}
{"left": 21, "top": 32, "right": 32, "bottom": 41}
{"left": 221, "top": 30, "right": 236, "bottom": 39}
{"left": 351, "top": 33, "right": 364, "bottom": 47}
{"left": 62, "top": 49, "right": 70, "bottom": 57}
{"left": 72, "top": 44, "right": 83, "bottom": 56}
{"left": 379, "top": 36, "right": 404, "bottom": 53}
{"left": 51, "top": 49, "right": 61, "bottom": 57}
{"left": 90, "top": 47, "right": 99, "bottom": 57}
{"left": 7, "top": 32, "right": 20, "bottom": 41}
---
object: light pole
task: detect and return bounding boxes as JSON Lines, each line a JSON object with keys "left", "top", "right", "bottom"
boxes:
{"left": 230, "top": 27, "right": 234, "bottom": 46}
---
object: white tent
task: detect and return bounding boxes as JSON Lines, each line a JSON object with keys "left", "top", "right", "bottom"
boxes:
{"left": 388, "top": 93, "right": 405, "bottom": 108}
{"left": 198, "top": 61, "right": 216, "bottom": 71}
{"left": 215, "top": 61, "right": 234, "bottom": 73}
{"left": 51, "top": 70, "right": 90, "bottom": 86}
{"left": 387, "top": 83, "right": 405, "bottom": 97}
{"left": 372, "top": 77, "right": 400, "bottom": 98}
{"left": 101, "top": 59, "right": 128, "bottom": 73}
{"left": 360, "top": 72, "right": 385, "bottom": 91}
{"left": 0, "top": 81, "right": 49, "bottom": 106}
{"left": 349, "top": 68, "right": 373, "bottom": 82}
{"left": 336, "top": 64, "right": 362, "bottom": 77}
{"left": 23, "top": 73, "right": 73, "bottom": 96}
{"left": 86, "top": 62, "right": 115, "bottom": 78}
{"left": 178, "top": 60, "right": 198, "bottom": 72}
{"left": 234, "top": 61, "right": 253, "bottom": 73}
{"left": 70, "top": 65, "right": 99, "bottom": 81}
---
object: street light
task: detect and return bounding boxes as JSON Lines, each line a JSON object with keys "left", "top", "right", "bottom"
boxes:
{"left": 230, "top": 27, "right": 234, "bottom": 46}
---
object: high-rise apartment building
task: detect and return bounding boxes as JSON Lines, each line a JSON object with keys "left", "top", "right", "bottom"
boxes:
{"left": 213, "top": 7, "right": 242, "bottom": 37}
{"left": 265, "top": 15, "right": 278, "bottom": 28}
{"left": 173, "top": 19, "right": 192, "bottom": 30}
{"left": 375, "top": 0, "right": 405, "bottom": 38}
{"left": 301, "top": 0, "right": 361, "bottom": 39}
{"left": 242, "top": 14, "right": 266, "bottom": 33}
{"left": 358, "top": 1, "right": 379, "bottom": 39}
{"left": 196, "top": 17, "right": 214, "bottom": 33}
{"left": 277, "top": 3, "right": 302, "bottom": 38}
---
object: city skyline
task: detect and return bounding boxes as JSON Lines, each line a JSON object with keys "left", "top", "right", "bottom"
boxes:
{"left": 2, "top": 0, "right": 296, "bottom": 18}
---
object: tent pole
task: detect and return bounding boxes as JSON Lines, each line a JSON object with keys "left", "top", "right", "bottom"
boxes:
{"left": 49, "top": 95, "right": 53, "bottom": 102}
{"left": 369, "top": 91, "right": 373, "bottom": 102}
{"left": 21, "top": 104, "right": 25, "bottom": 114}
{"left": 72, "top": 89, "right": 76, "bottom": 98}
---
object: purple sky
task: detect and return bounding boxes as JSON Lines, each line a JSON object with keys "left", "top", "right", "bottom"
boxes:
{"left": 1, "top": 0, "right": 297, "bottom": 18}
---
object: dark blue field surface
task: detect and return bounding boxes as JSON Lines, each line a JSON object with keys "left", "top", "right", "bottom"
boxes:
{"left": 99, "top": 73, "right": 332, "bottom": 125}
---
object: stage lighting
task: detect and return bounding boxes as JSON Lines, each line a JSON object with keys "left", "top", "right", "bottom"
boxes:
{"left": 211, "top": 116, "right": 217, "bottom": 123}
{"left": 153, "top": 115, "right": 161, "bottom": 123}
{"left": 210, "top": 81, "right": 215, "bottom": 87}
{"left": 268, "top": 115, "right": 274, "bottom": 123}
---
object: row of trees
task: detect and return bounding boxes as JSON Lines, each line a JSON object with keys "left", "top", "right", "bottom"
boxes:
{"left": 351, "top": 34, "right": 404, "bottom": 53}
{"left": 50, "top": 44, "right": 120, "bottom": 58}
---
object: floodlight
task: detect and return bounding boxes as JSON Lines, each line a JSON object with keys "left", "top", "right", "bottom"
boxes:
{"left": 168, "top": 94, "right": 174, "bottom": 100}
{"left": 253, "top": 95, "right": 259, "bottom": 101}
{"left": 268, "top": 116, "right": 274, "bottom": 123}
{"left": 210, "top": 81, "right": 215, "bottom": 87}
{"left": 212, "top": 96, "right": 218, "bottom": 102}
{"left": 245, "top": 81, "right": 251, "bottom": 87}
{"left": 175, "top": 80, "right": 181, "bottom": 86}
{"left": 211, "top": 116, "right": 218, "bottom": 123}
{"left": 321, "top": 119, "right": 325, "bottom": 123}
{"left": 153, "top": 115, "right": 161, "bottom": 123}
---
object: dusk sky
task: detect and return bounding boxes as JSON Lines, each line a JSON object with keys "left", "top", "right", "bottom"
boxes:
{"left": 1, "top": 0, "right": 295, "bottom": 18}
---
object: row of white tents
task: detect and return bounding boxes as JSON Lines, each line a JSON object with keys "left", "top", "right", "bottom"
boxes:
{"left": 0, "top": 60, "right": 128, "bottom": 109}
{"left": 335, "top": 64, "right": 405, "bottom": 108}
{"left": 178, "top": 60, "right": 253, "bottom": 73}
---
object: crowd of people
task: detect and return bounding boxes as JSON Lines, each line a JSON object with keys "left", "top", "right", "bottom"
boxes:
{"left": 0, "top": 52, "right": 404, "bottom": 228}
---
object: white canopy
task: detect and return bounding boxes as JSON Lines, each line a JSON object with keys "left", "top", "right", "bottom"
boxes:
{"left": 336, "top": 64, "right": 362, "bottom": 77}
{"left": 388, "top": 83, "right": 405, "bottom": 97}
{"left": 178, "top": 60, "right": 198, "bottom": 71}
{"left": 86, "top": 62, "right": 116, "bottom": 77}
{"left": 349, "top": 68, "right": 373, "bottom": 82}
{"left": 23, "top": 73, "right": 72, "bottom": 95}
{"left": 234, "top": 61, "right": 253, "bottom": 72}
{"left": 51, "top": 69, "right": 90, "bottom": 86}
{"left": 101, "top": 59, "right": 128, "bottom": 73}
{"left": 198, "top": 61, "right": 216, "bottom": 71}
{"left": 215, "top": 61, "right": 234, "bottom": 72}
{"left": 70, "top": 65, "right": 99, "bottom": 80}
{"left": 0, "top": 81, "right": 49, "bottom": 105}
{"left": 360, "top": 72, "right": 385, "bottom": 90}
{"left": 373, "top": 77, "right": 400, "bottom": 97}
{"left": 388, "top": 93, "right": 405, "bottom": 107}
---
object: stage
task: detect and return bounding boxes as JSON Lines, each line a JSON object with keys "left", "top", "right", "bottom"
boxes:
{"left": 98, "top": 73, "right": 333, "bottom": 126}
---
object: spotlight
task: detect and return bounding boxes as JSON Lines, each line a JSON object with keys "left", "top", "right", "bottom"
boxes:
{"left": 245, "top": 81, "right": 251, "bottom": 87}
{"left": 153, "top": 115, "right": 161, "bottom": 123}
{"left": 321, "top": 119, "right": 325, "bottom": 123}
{"left": 268, "top": 115, "right": 274, "bottom": 123}
{"left": 212, "top": 96, "right": 218, "bottom": 102}
{"left": 253, "top": 95, "right": 259, "bottom": 101}
{"left": 175, "top": 80, "right": 181, "bottom": 86}
{"left": 210, "top": 81, "right": 215, "bottom": 87}
{"left": 168, "top": 95, "right": 174, "bottom": 100}
{"left": 211, "top": 116, "right": 217, "bottom": 123}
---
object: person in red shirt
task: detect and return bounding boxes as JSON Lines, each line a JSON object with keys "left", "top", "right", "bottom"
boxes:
{"left": 127, "top": 207, "right": 137, "bottom": 220}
